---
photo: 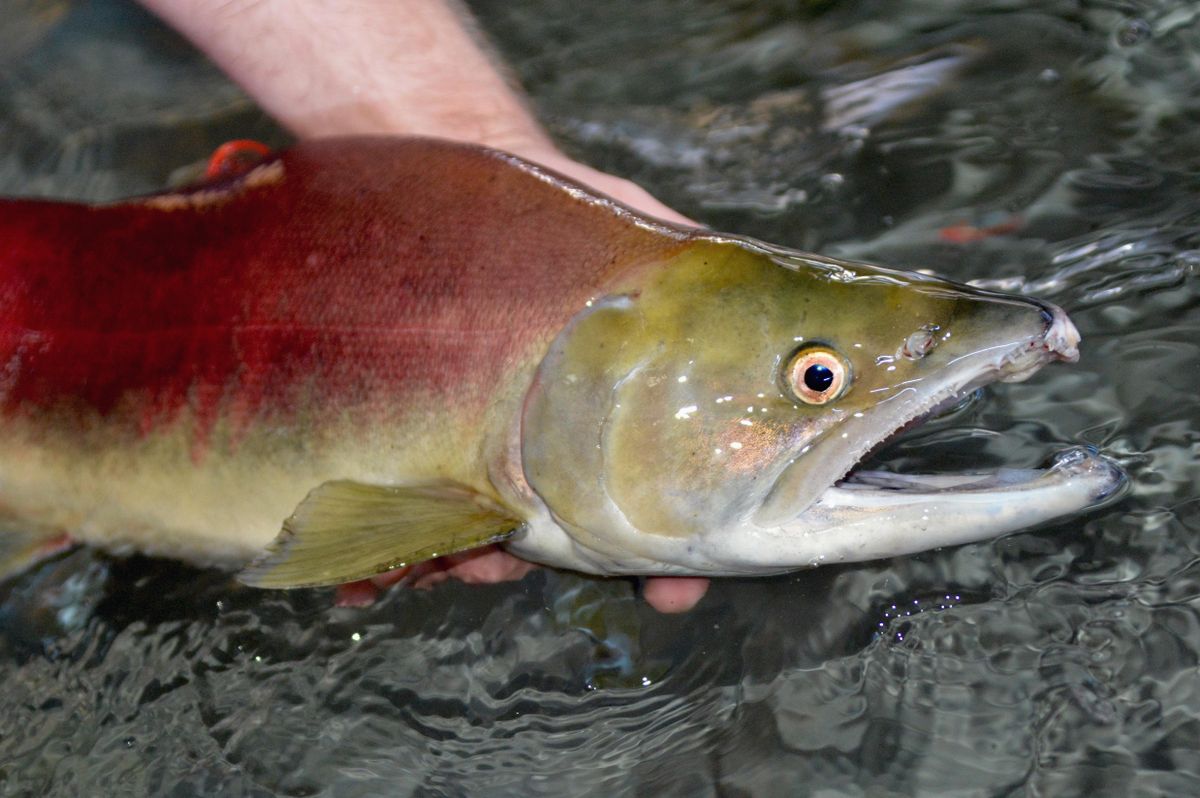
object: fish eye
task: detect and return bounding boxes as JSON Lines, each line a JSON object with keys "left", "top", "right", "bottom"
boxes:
{"left": 785, "top": 346, "right": 850, "bottom": 405}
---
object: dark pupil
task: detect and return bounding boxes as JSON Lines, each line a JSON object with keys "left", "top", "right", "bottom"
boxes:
{"left": 804, "top": 363, "right": 835, "bottom": 393}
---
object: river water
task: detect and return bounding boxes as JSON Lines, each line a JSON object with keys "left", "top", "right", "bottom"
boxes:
{"left": 1, "top": 1, "right": 1197, "bottom": 795}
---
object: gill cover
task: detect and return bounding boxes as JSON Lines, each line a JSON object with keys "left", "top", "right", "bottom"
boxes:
{"left": 522, "top": 241, "right": 833, "bottom": 557}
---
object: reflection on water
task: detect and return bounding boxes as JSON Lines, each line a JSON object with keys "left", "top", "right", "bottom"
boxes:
{"left": 1, "top": 0, "right": 1198, "bottom": 795}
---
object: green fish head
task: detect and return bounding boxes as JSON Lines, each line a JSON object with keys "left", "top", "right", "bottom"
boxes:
{"left": 520, "top": 237, "right": 1123, "bottom": 574}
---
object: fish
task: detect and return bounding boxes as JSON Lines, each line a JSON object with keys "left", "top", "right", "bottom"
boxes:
{"left": 0, "top": 136, "right": 1125, "bottom": 588}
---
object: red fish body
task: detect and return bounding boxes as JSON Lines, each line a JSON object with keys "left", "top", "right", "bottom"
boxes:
{"left": 0, "top": 137, "right": 685, "bottom": 565}
{"left": 3, "top": 138, "right": 676, "bottom": 437}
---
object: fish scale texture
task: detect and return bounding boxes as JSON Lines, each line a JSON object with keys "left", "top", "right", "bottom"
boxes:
{"left": 0, "top": 137, "right": 681, "bottom": 447}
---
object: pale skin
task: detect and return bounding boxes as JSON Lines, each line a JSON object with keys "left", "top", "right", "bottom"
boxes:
{"left": 137, "top": 0, "right": 709, "bottom": 613}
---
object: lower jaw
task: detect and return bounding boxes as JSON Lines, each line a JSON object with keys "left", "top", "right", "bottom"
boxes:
{"left": 798, "top": 446, "right": 1126, "bottom": 563}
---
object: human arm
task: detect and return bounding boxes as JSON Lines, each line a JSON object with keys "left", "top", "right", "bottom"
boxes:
{"left": 137, "top": 0, "right": 690, "bottom": 225}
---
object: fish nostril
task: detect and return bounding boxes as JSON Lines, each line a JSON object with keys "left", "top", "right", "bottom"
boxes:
{"left": 899, "top": 324, "right": 940, "bottom": 360}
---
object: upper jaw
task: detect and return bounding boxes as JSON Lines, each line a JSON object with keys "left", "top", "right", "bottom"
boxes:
{"left": 996, "top": 302, "right": 1079, "bottom": 380}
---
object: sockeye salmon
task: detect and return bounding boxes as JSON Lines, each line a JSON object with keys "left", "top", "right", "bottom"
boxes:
{"left": 0, "top": 136, "right": 1124, "bottom": 587}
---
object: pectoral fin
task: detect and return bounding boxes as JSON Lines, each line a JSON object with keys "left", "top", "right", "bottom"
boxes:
{"left": 239, "top": 481, "right": 522, "bottom": 589}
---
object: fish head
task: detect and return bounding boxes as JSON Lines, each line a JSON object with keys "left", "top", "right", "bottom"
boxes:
{"left": 520, "top": 237, "right": 1123, "bottom": 574}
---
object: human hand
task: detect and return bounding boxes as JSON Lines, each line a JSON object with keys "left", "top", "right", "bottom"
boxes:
{"left": 334, "top": 547, "right": 709, "bottom": 614}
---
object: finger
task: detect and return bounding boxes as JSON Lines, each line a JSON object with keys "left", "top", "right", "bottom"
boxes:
{"left": 642, "top": 576, "right": 709, "bottom": 613}
{"left": 603, "top": 179, "right": 698, "bottom": 227}
{"left": 334, "top": 578, "right": 382, "bottom": 607}
{"left": 370, "top": 565, "right": 414, "bottom": 589}
{"left": 443, "top": 548, "right": 537, "bottom": 584}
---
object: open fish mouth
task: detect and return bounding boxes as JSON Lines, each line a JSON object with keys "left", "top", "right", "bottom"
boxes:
{"left": 832, "top": 304, "right": 1121, "bottom": 496}
{"left": 741, "top": 304, "right": 1127, "bottom": 570}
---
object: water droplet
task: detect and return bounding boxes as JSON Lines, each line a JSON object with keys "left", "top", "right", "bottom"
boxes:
{"left": 820, "top": 173, "right": 845, "bottom": 191}
{"left": 674, "top": 404, "right": 698, "bottom": 420}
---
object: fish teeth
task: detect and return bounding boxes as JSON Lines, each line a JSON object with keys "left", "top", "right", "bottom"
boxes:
{"left": 995, "top": 304, "right": 1079, "bottom": 382}
{"left": 1044, "top": 303, "right": 1081, "bottom": 362}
